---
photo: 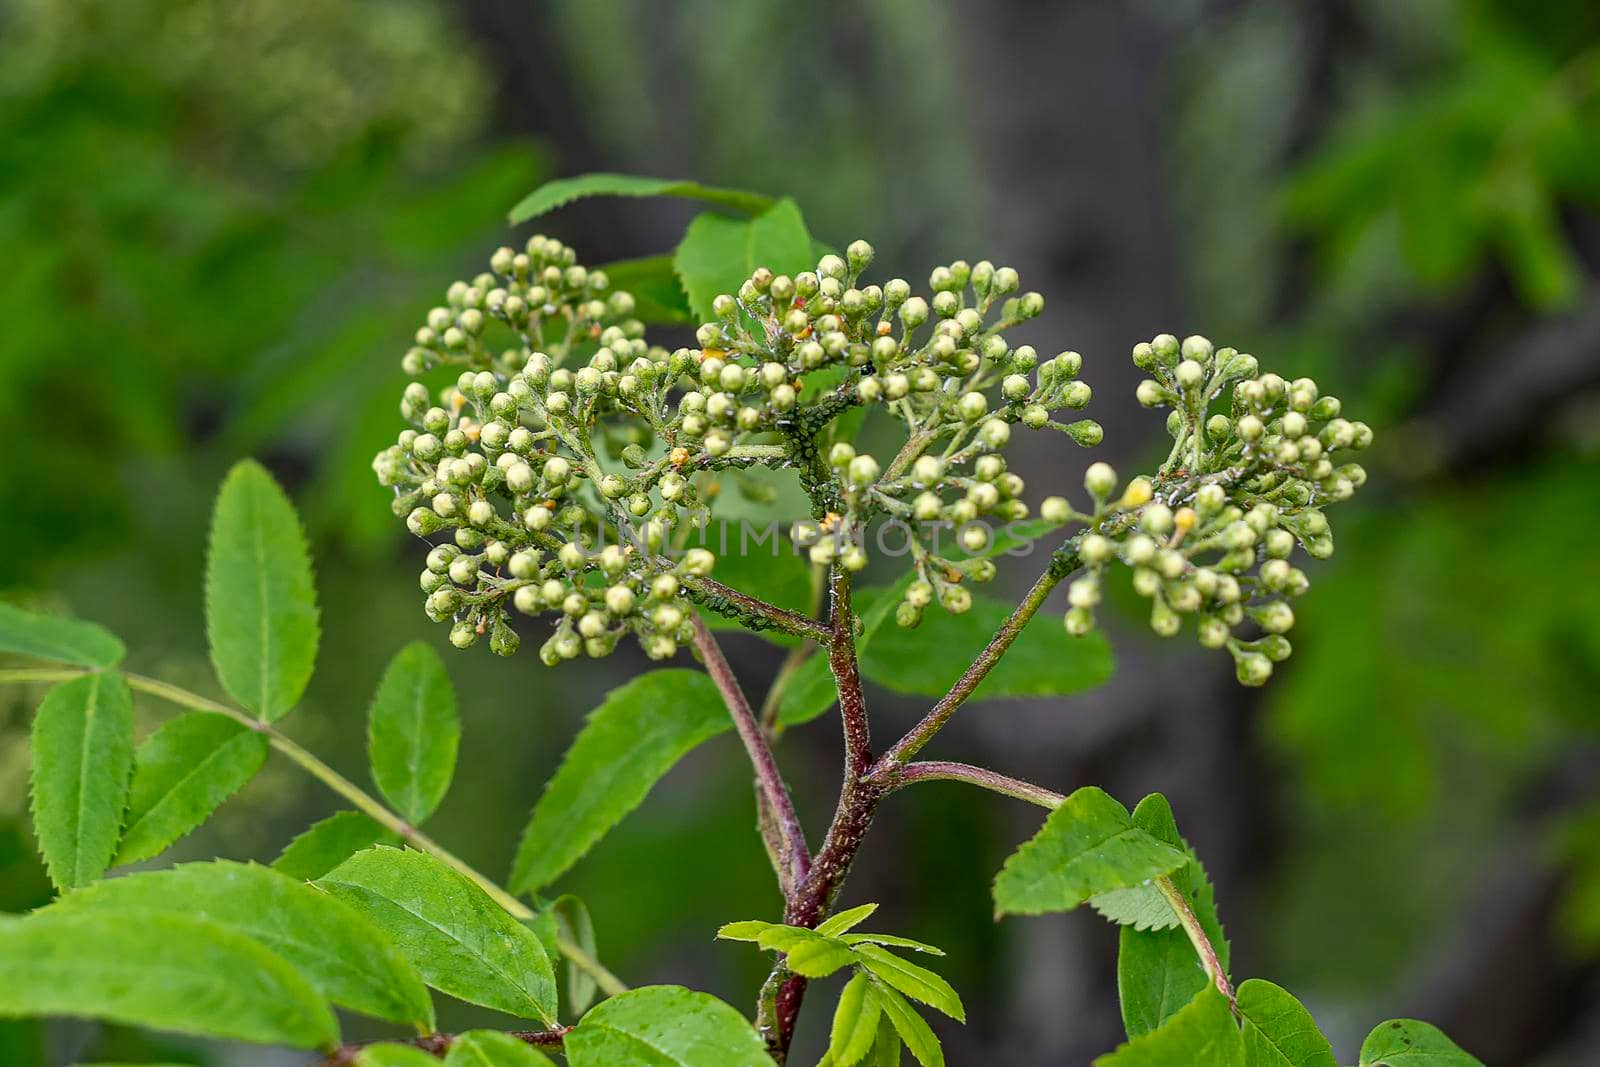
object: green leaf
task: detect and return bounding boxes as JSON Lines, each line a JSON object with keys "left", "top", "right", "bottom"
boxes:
{"left": 0, "top": 604, "right": 124, "bottom": 667}
{"left": 508, "top": 173, "right": 772, "bottom": 225}
{"left": 205, "top": 460, "right": 320, "bottom": 722}
{"left": 993, "top": 787, "right": 1187, "bottom": 918}
{"left": 1238, "top": 980, "right": 1337, "bottom": 1067}
{"left": 509, "top": 670, "right": 729, "bottom": 894}
{"left": 869, "top": 1014, "right": 903, "bottom": 1067}
{"left": 859, "top": 591, "right": 1113, "bottom": 700}
{"left": 0, "top": 909, "right": 338, "bottom": 1050}
{"left": 755, "top": 927, "right": 859, "bottom": 979}
{"left": 829, "top": 972, "right": 881, "bottom": 1067}
{"left": 444, "top": 1030, "right": 558, "bottom": 1067}
{"left": 114, "top": 711, "right": 269, "bottom": 866}
{"left": 816, "top": 903, "right": 878, "bottom": 937}
{"left": 597, "top": 256, "right": 693, "bottom": 325}
{"left": 1114, "top": 794, "right": 1230, "bottom": 1038}
{"left": 697, "top": 536, "right": 814, "bottom": 648}
{"left": 1091, "top": 887, "right": 1180, "bottom": 931}
{"left": 367, "top": 641, "right": 460, "bottom": 825}
{"left": 841, "top": 933, "right": 945, "bottom": 956}
{"left": 1094, "top": 987, "right": 1243, "bottom": 1067}
{"left": 317, "top": 846, "right": 557, "bottom": 1025}
{"left": 867, "top": 978, "right": 944, "bottom": 1067}
{"left": 46, "top": 860, "right": 433, "bottom": 1031}
{"left": 29, "top": 673, "right": 134, "bottom": 890}
{"left": 358, "top": 1045, "right": 441, "bottom": 1067}
{"left": 565, "top": 985, "right": 775, "bottom": 1067}
{"left": 716, "top": 919, "right": 777, "bottom": 942}
{"left": 273, "top": 810, "right": 400, "bottom": 882}
{"left": 550, "top": 894, "right": 600, "bottom": 1015}
{"left": 1358, "top": 1020, "right": 1483, "bottom": 1066}
{"left": 852, "top": 945, "right": 963, "bottom": 1022}
{"left": 673, "top": 199, "right": 815, "bottom": 322}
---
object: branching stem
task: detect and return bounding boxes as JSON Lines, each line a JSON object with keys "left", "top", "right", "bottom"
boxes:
{"left": 318, "top": 1025, "right": 569, "bottom": 1065}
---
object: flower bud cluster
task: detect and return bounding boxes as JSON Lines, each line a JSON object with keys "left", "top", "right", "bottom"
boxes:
{"left": 692, "top": 243, "right": 1100, "bottom": 608}
{"left": 1056, "top": 334, "right": 1372, "bottom": 686}
{"left": 374, "top": 236, "right": 728, "bottom": 662}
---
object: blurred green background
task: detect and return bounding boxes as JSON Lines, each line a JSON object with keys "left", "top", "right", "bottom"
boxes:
{"left": 3, "top": 0, "right": 1599, "bottom": 1063}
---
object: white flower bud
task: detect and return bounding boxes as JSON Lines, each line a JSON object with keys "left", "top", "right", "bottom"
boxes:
{"left": 1084, "top": 462, "right": 1118, "bottom": 499}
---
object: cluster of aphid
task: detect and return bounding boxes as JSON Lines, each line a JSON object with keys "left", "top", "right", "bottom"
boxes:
{"left": 1042, "top": 334, "right": 1372, "bottom": 685}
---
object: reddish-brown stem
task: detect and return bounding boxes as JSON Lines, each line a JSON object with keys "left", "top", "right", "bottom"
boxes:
{"left": 318, "top": 1026, "right": 569, "bottom": 1064}
{"left": 691, "top": 615, "right": 809, "bottom": 891}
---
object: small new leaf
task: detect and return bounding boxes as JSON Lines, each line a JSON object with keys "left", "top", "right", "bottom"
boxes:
{"left": 317, "top": 847, "right": 557, "bottom": 1025}
{"left": 816, "top": 903, "right": 878, "bottom": 937}
{"left": 754, "top": 927, "right": 858, "bottom": 979}
{"left": 114, "top": 711, "right": 269, "bottom": 867}
{"left": 829, "top": 972, "right": 882, "bottom": 1067}
{"left": 564, "top": 985, "right": 776, "bottom": 1067}
{"left": 852, "top": 945, "right": 964, "bottom": 1022}
{"left": 205, "top": 460, "right": 320, "bottom": 722}
{"left": 367, "top": 641, "right": 460, "bottom": 825}
{"left": 993, "top": 787, "right": 1187, "bottom": 917}
{"left": 1358, "top": 1020, "right": 1484, "bottom": 1067}
{"left": 29, "top": 672, "right": 134, "bottom": 890}
{"left": 867, "top": 978, "right": 945, "bottom": 1067}
{"left": 0, "top": 603, "right": 124, "bottom": 667}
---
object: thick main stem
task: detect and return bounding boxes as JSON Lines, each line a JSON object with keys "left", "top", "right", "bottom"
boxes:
{"left": 0, "top": 667, "right": 627, "bottom": 998}
{"left": 689, "top": 617, "right": 809, "bottom": 891}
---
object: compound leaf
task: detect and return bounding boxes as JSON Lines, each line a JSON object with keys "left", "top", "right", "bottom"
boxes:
{"left": 114, "top": 711, "right": 268, "bottom": 867}
{"left": 509, "top": 173, "right": 772, "bottom": 225}
{"left": 205, "top": 460, "right": 319, "bottom": 722}
{"left": 0, "top": 909, "right": 338, "bottom": 1050}
{"left": 318, "top": 847, "right": 556, "bottom": 1025}
{"left": 0, "top": 603, "right": 124, "bottom": 667}
{"left": 993, "top": 788, "right": 1187, "bottom": 917}
{"left": 29, "top": 672, "right": 134, "bottom": 890}
{"left": 46, "top": 860, "right": 433, "bottom": 1031}
{"left": 852, "top": 945, "right": 963, "bottom": 1022}
{"left": 564, "top": 985, "right": 775, "bottom": 1067}
{"left": 509, "top": 670, "right": 729, "bottom": 894}
{"left": 367, "top": 641, "right": 459, "bottom": 825}
{"left": 829, "top": 972, "right": 881, "bottom": 1067}
{"left": 867, "top": 979, "right": 944, "bottom": 1067}
{"left": 816, "top": 904, "right": 878, "bottom": 937}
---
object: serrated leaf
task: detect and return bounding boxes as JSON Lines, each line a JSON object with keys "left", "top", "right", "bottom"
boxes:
{"left": 1094, "top": 986, "right": 1243, "bottom": 1067}
{"left": 508, "top": 173, "right": 772, "bottom": 225}
{"left": 550, "top": 894, "right": 599, "bottom": 1015}
{"left": 755, "top": 927, "right": 859, "bottom": 979}
{"left": 829, "top": 972, "right": 881, "bottom": 1067}
{"left": 273, "top": 810, "right": 399, "bottom": 882}
{"left": 993, "top": 787, "right": 1187, "bottom": 917}
{"left": 860, "top": 591, "right": 1113, "bottom": 700}
{"left": 46, "top": 861, "right": 433, "bottom": 1031}
{"left": 869, "top": 1013, "right": 903, "bottom": 1067}
{"left": 0, "top": 909, "right": 338, "bottom": 1049}
{"left": 444, "top": 1030, "right": 558, "bottom": 1067}
{"left": 597, "top": 256, "right": 693, "bottom": 325}
{"left": 114, "top": 711, "right": 268, "bottom": 866}
{"left": 358, "top": 1045, "right": 440, "bottom": 1067}
{"left": 29, "top": 673, "right": 134, "bottom": 890}
{"left": 717, "top": 919, "right": 778, "bottom": 942}
{"left": 564, "top": 985, "right": 775, "bottom": 1067}
{"left": 1115, "top": 794, "right": 1230, "bottom": 1038}
{"left": 1091, "top": 886, "right": 1179, "bottom": 931}
{"left": 205, "top": 460, "right": 320, "bottom": 722}
{"left": 0, "top": 604, "right": 124, "bottom": 667}
{"left": 317, "top": 847, "right": 557, "bottom": 1025}
{"left": 673, "top": 199, "right": 814, "bottom": 322}
{"left": 842, "top": 933, "right": 945, "bottom": 956}
{"left": 367, "top": 641, "right": 459, "bottom": 825}
{"left": 867, "top": 979, "right": 943, "bottom": 1067}
{"left": 816, "top": 903, "right": 878, "bottom": 937}
{"left": 509, "top": 670, "right": 729, "bottom": 894}
{"left": 1238, "top": 980, "right": 1337, "bottom": 1067}
{"left": 1358, "top": 1020, "right": 1483, "bottom": 1066}
{"left": 853, "top": 945, "right": 963, "bottom": 1022}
